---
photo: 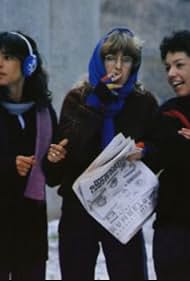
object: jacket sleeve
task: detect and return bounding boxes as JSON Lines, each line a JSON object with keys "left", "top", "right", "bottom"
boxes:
{"left": 43, "top": 90, "right": 103, "bottom": 187}
{"left": 139, "top": 92, "right": 159, "bottom": 140}
{"left": 59, "top": 91, "right": 103, "bottom": 156}
{"left": 143, "top": 112, "right": 190, "bottom": 173}
{"left": 42, "top": 105, "right": 62, "bottom": 187}
{"left": 0, "top": 135, "right": 19, "bottom": 178}
{"left": 0, "top": 156, "right": 18, "bottom": 178}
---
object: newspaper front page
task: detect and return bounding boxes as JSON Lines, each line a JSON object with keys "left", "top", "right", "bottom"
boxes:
{"left": 73, "top": 133, "right": 158, "bottom": 244}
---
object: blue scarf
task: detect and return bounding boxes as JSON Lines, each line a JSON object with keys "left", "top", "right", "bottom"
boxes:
{"left": 1, "top": 101, "right": 35, "bottom": 129}
{"left": 86, "top": 27, "right": 139, "bottom": 149}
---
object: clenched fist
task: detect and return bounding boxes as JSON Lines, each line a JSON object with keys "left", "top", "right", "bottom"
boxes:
{"left": 16, "top": 156, "right": 36, "bottom": 177}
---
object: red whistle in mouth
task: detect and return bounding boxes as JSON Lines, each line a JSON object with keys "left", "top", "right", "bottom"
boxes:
{"left": 101, "top": 75, "right": 113, "bottom": 84}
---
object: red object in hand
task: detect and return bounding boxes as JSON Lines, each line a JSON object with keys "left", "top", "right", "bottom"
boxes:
{"left": 163, "top": 110, "right": 190, "bottom": 129}
{"left": 136, "top": 142, "right": 145, "bottom": 149}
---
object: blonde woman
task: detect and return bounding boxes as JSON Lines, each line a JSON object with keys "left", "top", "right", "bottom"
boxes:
{"left": 45, "top": 28, "right": 158, "bottom": 280}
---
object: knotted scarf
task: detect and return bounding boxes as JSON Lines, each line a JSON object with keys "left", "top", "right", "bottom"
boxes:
{"left": 86, "top": 27, "right": 139, "bottom": 149}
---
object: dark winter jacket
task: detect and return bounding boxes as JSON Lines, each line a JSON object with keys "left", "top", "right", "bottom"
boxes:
{"left": 0, "top": 104, "right": 57, "bottom": 268}
{"left": 144, "top": 94, "right": 190, "bottom": 228}
{"left": 45, "top": 82, "right": 158, "bottom": 209}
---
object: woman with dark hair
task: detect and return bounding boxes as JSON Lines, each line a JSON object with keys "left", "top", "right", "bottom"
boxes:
{"left": 130, "top": 30, "right": 190, "bottom": 280}
{"left": 150, "top": 30, "right": 190, "bottom": 280}
{"left": 0, "top": 31, "right": 66, "bottom": 280}
{"left": 45, "top": 28, "right": 158, "bottom": 280}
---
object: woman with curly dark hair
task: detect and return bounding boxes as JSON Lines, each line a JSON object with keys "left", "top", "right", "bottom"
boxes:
{"left": 149, "top": 30, "right": 190, "bottom": 281}
{"left": 0, "top": 31, "right": 66, "bottom": 280}
{"left": 130, "top": 30, "right": 190, "bottom": 280}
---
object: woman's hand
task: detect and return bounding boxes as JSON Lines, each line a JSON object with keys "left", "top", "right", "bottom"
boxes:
{"left": 178, "top": 128, "right": 190, "bottom": 140}
{"left": 127, "top": 151, "right": 143, "bottom": 162}
{"left": 128, "top": 142, "right": 144, "bottom": 162}
{"left": 48, "top": 139, "right": 68, "bottom": 163}
{"left": 16, "top": 156, "right": 36, "bottom": 177}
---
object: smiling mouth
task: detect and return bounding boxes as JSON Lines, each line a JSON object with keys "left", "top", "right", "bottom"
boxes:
{"left": 172, "top": 81, "right": 185, "bottom": 90}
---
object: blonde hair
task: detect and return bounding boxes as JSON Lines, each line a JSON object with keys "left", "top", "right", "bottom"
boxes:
{"left": 101, "top": 30, "right": 143, "bottom": 71}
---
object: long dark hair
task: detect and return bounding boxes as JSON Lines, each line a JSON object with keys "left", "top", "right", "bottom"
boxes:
{"left": 0, "top": 31, "right": 52, "bottom": 108}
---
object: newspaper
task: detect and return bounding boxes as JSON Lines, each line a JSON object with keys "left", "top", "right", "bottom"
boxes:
{"left": 73, "top": 133, "right": 159, "bottom": 244}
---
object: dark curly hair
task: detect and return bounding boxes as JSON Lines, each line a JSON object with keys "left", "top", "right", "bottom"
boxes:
{"left": 160, "top": 30, "right": 190, "bottom": 61}
{"left": 0, "top": 31, "right": 52, "bottom": 108}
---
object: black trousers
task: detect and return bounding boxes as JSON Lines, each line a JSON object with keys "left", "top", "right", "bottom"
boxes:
{"left": 0, "top": 260, "right": 46, "bottom": 281}
{"left": 153, "top": 226, "right": 190, "bottom": 280}
{"left": 59, "top": 209, "right": 148, "bottom": 281}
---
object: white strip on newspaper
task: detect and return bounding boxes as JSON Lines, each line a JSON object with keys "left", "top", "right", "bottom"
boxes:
{"left": 73, "top": 133, "right": 159, "bottom": 244}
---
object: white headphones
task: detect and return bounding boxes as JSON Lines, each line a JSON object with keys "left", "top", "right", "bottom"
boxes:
{"left": 10, "top": 32, "right": 38, "bottom": 77}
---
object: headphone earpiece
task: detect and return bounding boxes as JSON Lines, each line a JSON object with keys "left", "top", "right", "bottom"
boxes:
{"left": 23, "top": 54, "right": 37, "bottom": 78}
{"left": 10, "top": 32, "right": 38, "bottom": 78}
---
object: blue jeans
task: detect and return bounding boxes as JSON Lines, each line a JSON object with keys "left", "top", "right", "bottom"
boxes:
{"left": 154, "top": 226, "right": 190, "bottom": 280}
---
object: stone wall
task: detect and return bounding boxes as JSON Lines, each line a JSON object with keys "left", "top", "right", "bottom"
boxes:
{"left": 49, "top": 0, "right": 101, "bottom": 112}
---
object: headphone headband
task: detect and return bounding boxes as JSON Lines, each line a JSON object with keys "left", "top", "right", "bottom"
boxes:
{"left": 10, "top": 32, "right": 34, "bottom": 56}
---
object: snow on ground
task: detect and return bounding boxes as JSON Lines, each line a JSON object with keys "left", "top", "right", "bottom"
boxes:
{"left": 47, "top": 220, "right": 61, "bottom": 280}
{"left": 47, "top": 217, "right": 156, "bottom": 280}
